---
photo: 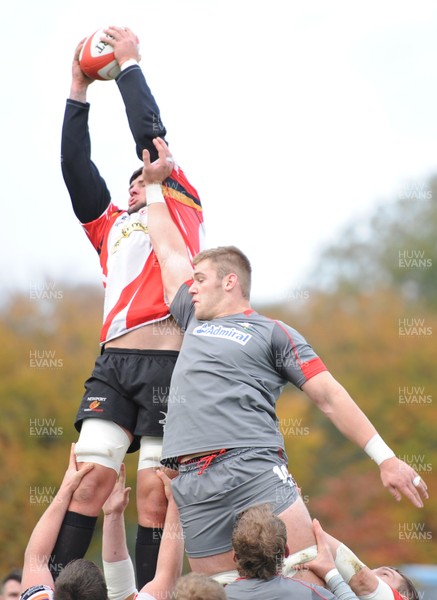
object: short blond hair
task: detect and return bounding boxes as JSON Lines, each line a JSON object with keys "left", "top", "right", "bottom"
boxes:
{"left": 193, "top": 246, "right": 252, "bottom": 299}
{"left": 174, "top": 572, "right": 226, "bottom": 599}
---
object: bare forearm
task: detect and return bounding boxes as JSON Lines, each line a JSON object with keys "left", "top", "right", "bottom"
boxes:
{"left": 69, "top": 80, "right": 90, "bottom": 103}
{"left": 158, "top": 499, "right": 183, "bottom": 570}
{"left": 102, "top": 513, "right": 130, "bottom": 562}
{"left": 22, "top": 485, "right": 75, "bottom": 589}
{"left": 145, "top": 499, "right": 183, "bottom": 594}
{"left": 303, "top": 372, "right": 377, "bottom": 448}
{"left": 24, "top": 487, "right": 73, "bottom": 561}
{"left": 324, "top": 392, "right": 377, "bottom": 448}
{"left": 147, "top": 202, "right": 193, "bottom": 303}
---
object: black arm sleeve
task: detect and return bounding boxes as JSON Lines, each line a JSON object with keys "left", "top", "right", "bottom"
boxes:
{"left": 116, "top": 65, "right": 167, "bottom": 163}
{"left": 61, "top": 99, "right": 111, "bottom": 223}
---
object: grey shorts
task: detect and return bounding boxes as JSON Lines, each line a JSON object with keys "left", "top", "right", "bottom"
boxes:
{"left": 171, "top": 447, "right": 298, "bottom": 558}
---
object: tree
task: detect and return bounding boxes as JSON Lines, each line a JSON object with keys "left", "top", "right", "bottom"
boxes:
{"left": 309, "top": 176, "right": 437, "bottom": 308}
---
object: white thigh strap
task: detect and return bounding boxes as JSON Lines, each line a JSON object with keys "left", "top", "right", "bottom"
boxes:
{"left": 75, "top": 419, "right": 130, "bottom": 473}
{"left": 138, "top": 436, "right": 163, "bottom": 470}
{"left": 282, "top": 545, "right": 318, "bottom": 577}
{"left": 211, "top": 570, "right": 239, "bottom": 585}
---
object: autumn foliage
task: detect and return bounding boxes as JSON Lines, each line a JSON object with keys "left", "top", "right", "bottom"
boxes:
{"left": 1, "top": 183, "right": 436, "bottom": 573}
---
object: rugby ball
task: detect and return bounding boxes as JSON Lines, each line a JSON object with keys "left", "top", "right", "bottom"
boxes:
{"left": 79, "top": 29, "right": 121, "bottom": 80}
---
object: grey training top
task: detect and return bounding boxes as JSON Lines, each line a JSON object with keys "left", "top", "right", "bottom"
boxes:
{"left": 161, "top": 284, "right": 327, "bottom": 465}
{"left": 225, "top": 576, "right": 338, "bottom": 599}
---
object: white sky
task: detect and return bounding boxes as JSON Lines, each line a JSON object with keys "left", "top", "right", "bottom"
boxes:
{"left": 3, "top": 0, "right": 437, "bottom": 304}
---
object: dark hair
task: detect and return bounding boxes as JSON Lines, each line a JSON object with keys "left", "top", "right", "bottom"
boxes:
{"left": 2, "top": 568, "right": 22, "bottom": 586}
{"left": 129, "top": 167, "right": 143, "bottom": 185}
{"left": 388, "top": 567, "right": 419, "bottom": 600}
{"left": 174, "top": 572, "right": 226, "bottom": 599}
{"left": 232, "top": 504, "right": 286, "bottom": 579}
{"left": 54, "top": 559, "right": 107, "bottom": 600}
{"left": 193, "top": 246, "right": 252, "bottom": 299}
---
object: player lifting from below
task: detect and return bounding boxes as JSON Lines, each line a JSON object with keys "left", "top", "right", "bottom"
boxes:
{"left": 19, "top": 445, "right": 107, "bottom": 600}
{"left": 142, "top": 138, "right": 428, "bottom": 584}
{"left": 51, "top": 28, "right": 203, "bottom": 588}
{"left": 297, "top": 519, "right": 419, "bottom": 600}
{"left": 225, "top": 504, "right": 360, "bottom": 600}
{"left": 101, "top": 465, "right": 183, "bottom": 600}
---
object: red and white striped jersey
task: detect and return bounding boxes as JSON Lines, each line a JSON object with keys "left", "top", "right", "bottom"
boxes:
{"left": 83, "top": 167, "right": 204, "bottom": 344}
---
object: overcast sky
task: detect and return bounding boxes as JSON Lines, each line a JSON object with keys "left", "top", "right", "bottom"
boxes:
{"left": 3, "top": 0, "right": 437, "bottom": 305}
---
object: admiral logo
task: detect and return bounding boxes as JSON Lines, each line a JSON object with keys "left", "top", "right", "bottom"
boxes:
{"left": 193, "top": 323, "right": 252, "bottom": 345}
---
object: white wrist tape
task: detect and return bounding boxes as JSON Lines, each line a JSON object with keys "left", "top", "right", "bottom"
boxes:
{"left": 146, "top": 183, "right": 165, "bottom": 205}
{"left": 335, "top": 543, "right": 366, "bottom": 583}
{"left": 324, "top": 568, "right": 340, "bottom": 584}
{"left": 103, "top": 557, "right": 137, "bottom": 600}
{"left": 282, "top": 544, "right": 318, "bottom": 577}
{"left": 120, "top": 58, "right": 139, "bottom": 71}
{"left": 359, "top": 577, "right": 396, "bottom": 600}
{"left": 364, "top": 434, "right": 395, "bottom": 465}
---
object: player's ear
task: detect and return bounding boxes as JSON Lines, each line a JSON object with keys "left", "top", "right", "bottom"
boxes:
{"left": 284, "top": 543, "right": 290, "bottom": 558}
{"left": 224, "top": 273, "right": 238, "bottom": 291}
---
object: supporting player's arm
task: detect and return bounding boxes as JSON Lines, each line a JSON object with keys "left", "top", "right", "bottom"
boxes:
{"left": 304, "top": 520, "right": 399, "bottom": 600}
{"left": 102, "top": 468, "right": 183, "bottom": 600}
{"left": 143, "top": 138, "right": 193, "bottom": 304}
{"left": 102, "top": 464, "right": 137, "bottom": 600}
{"left": 298, "top": 519, "right": 360, "bottom": 600}
{"left": 21, "top": 445, "right": 93, "bottom": 592}
{"left": 142, "top": 471, "right": 184, "bottom": 598}
{"left": 301, "top": 371, "right": 428, "bottom": 508}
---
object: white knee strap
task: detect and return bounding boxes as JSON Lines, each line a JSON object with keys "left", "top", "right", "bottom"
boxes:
{"left": 75, "top": 419, "right": 130, "bottom": 473}
{"left": 282, "top": 545, "right": 318, "bottom": 577}
{"left": 211, "top": 570, "right": 239, "bottom": 585}
{"left": 138, "top": 436, "right": 163, "bottom": 470}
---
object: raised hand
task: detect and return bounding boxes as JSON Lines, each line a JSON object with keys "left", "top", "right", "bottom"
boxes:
{"left": 103, "top": 463, "right": 131, "bottom": 516}
{"left": 142, "top": 137, "right": 175, "bottom": 185}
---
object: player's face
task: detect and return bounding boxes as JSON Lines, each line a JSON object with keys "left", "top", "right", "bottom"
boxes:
{"left": 372, "top": 567, "right": 406, "bottom": 592}
{"left": 127, "top": 175, "right": 147, "bottom": 214}
{"left": 2, "top": 580, "right": 21, "bottom": 600}
{"left": 189, "top": 260, "right": 226, "bottom": 320}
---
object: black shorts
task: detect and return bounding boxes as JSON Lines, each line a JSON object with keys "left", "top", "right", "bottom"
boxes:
{"left": 75, "top": 348, "right": 179, "bottom": 453}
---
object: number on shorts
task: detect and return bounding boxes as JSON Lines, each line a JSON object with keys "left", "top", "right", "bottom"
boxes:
{"left": 273, "top": 464, "right": 294, "bottom": 488}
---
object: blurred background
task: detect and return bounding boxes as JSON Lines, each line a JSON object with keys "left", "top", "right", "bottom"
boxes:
{"left": 1, "top": 0, "right": 436, "bottom": 596}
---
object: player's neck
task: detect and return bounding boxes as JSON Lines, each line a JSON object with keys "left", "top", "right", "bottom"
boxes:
{"left": 213, "top": 300, "right": 251, "bottom": 319}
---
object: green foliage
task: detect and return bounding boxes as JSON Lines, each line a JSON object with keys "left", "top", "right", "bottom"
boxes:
{"left": 310, "top": 177, "right": 437, "bottom": 308}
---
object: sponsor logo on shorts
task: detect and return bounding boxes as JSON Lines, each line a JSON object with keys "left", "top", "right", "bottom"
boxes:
{"left": 159, "top": 411, "right": 167, "bottom": 426}
{"left": 193, "top": 323, "right": 252, "bottom": 345}
{"left": 84, "top": 396, "right": 106, "bottom": 412}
